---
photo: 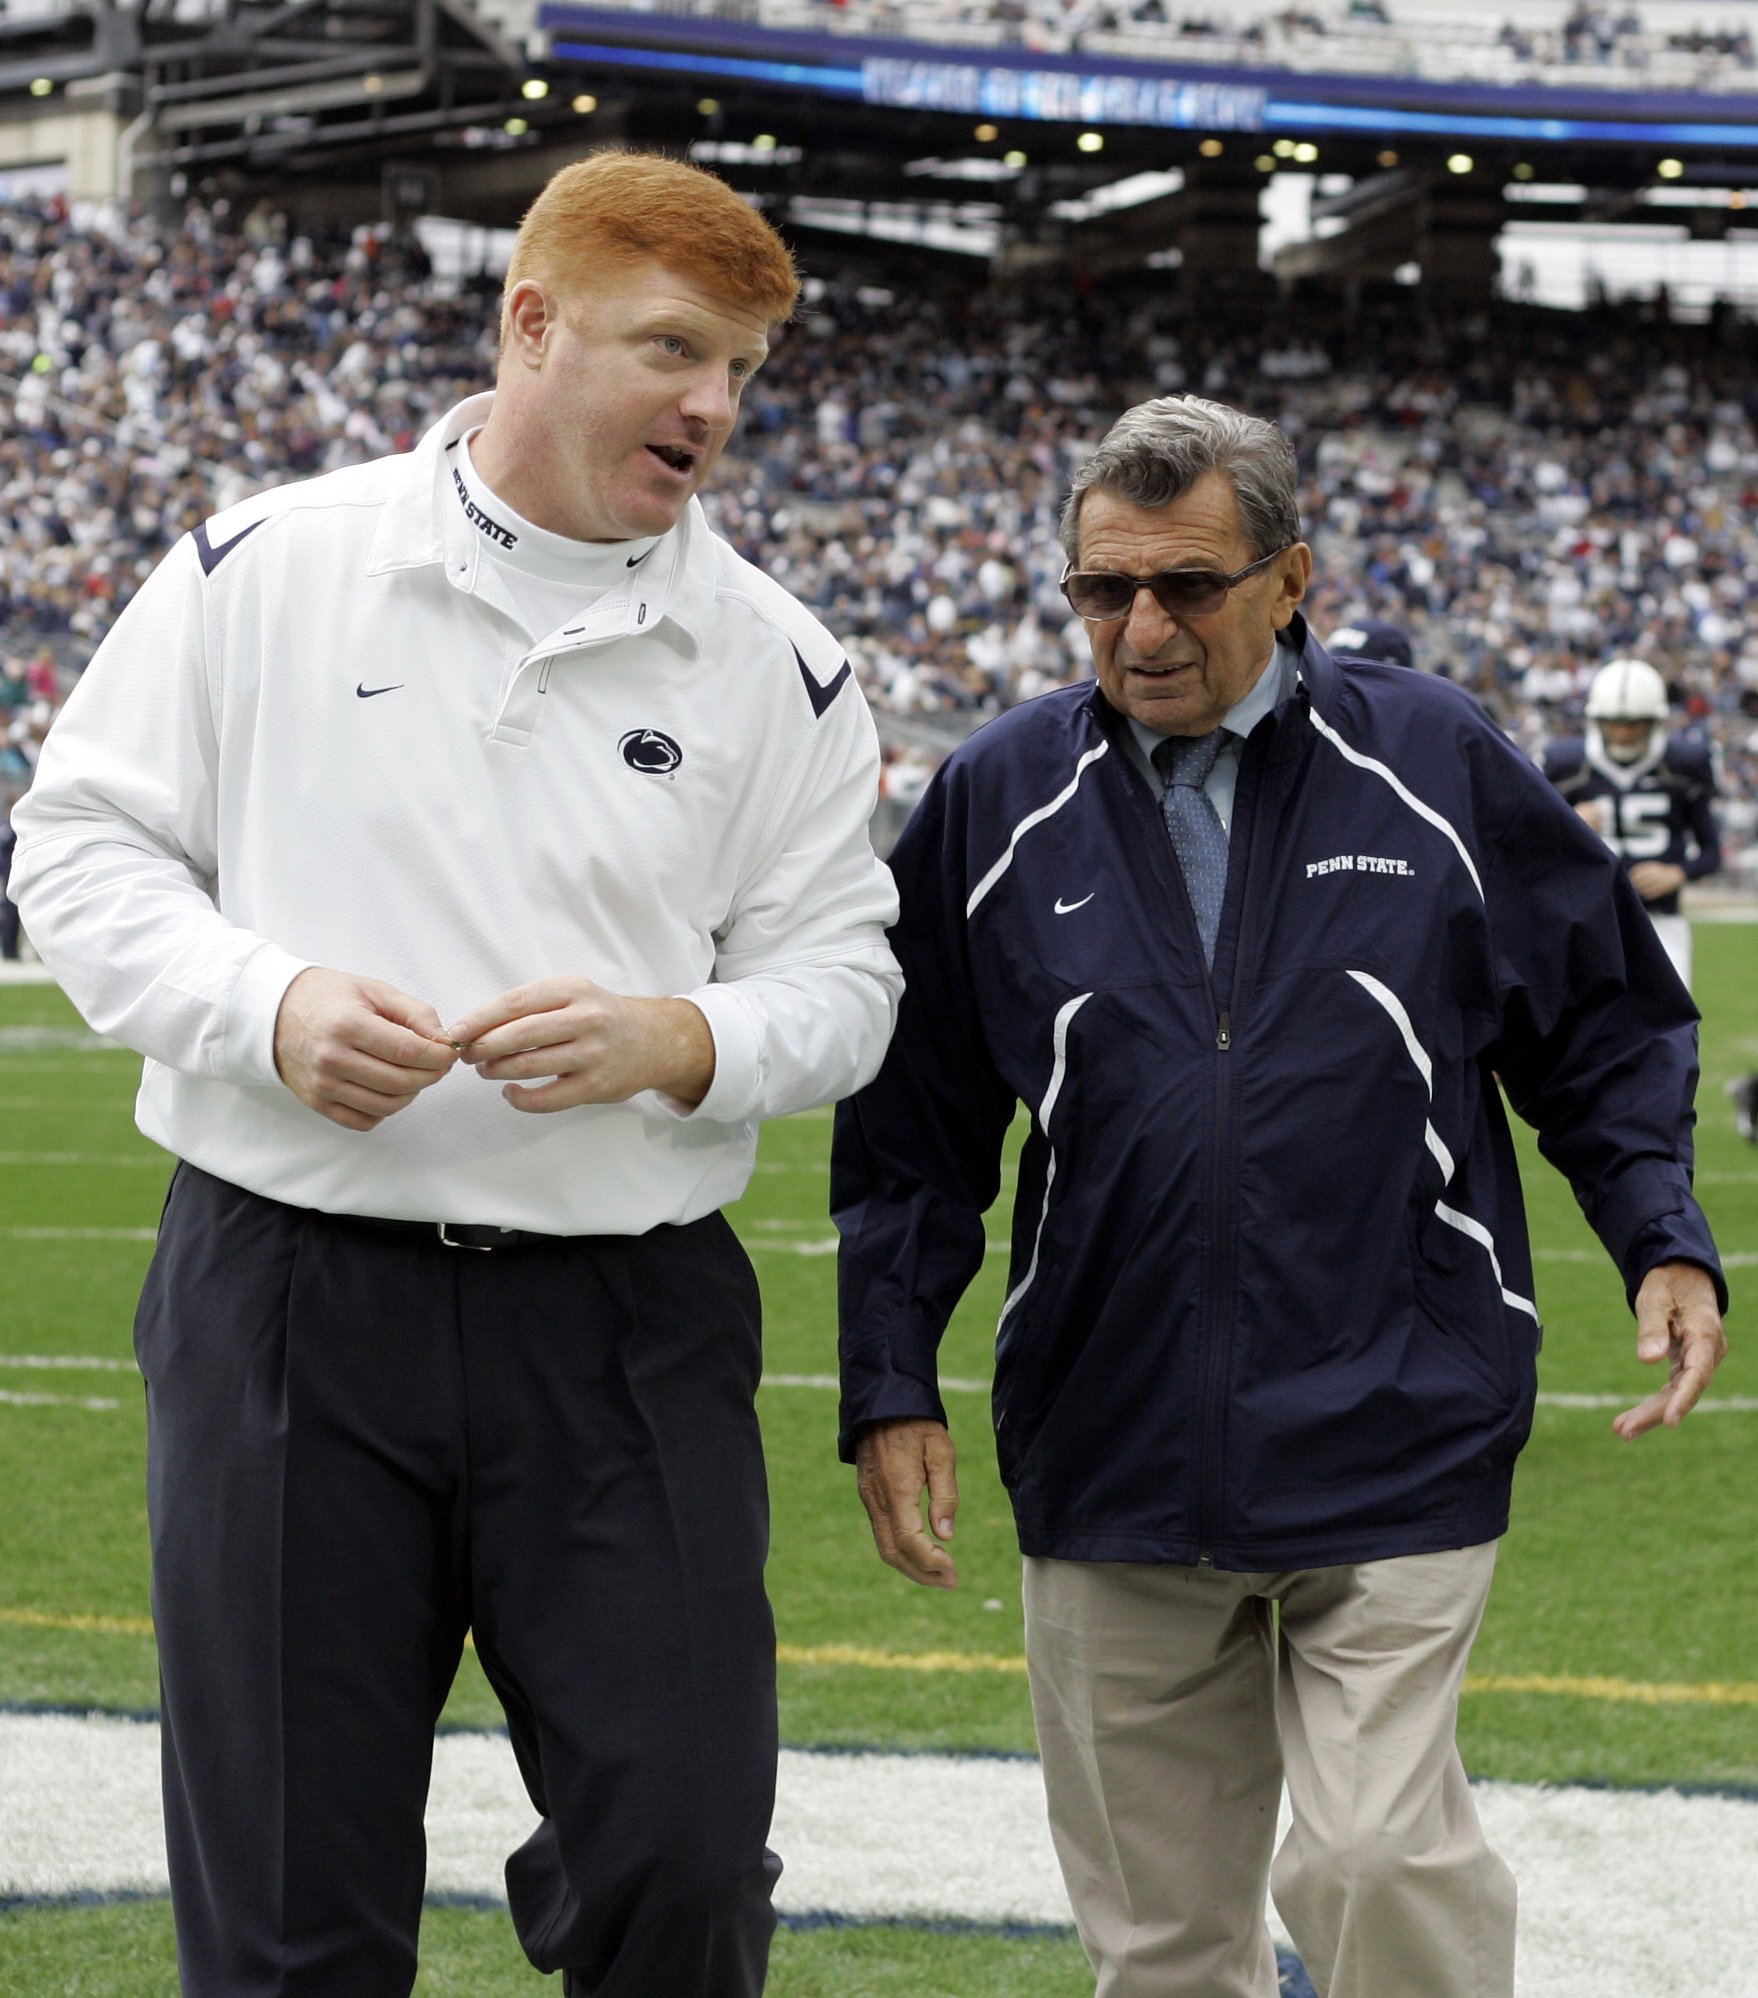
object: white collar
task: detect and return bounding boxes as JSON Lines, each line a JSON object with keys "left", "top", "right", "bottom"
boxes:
{"left": 363, "top": 392, "right": 712, "bottom": 656}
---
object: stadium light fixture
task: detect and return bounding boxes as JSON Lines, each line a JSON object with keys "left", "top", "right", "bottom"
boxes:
{"left": 1293, "top": 142, "right": 1318, "bottom": 163}
{"left": 1512, "top": 161, "right": 1535, "bottom": 180}
{"left": 695, "top": 98, "right": 717, "bottom": 115}
{"left": 1657, "top": 158, "right": 1685, "bottom": 179}
{"left": 27, "top": 78, "right": 51, "bottom": 97}
{"left": 575, "top": 93, "right": 598, "bottom": 113}
{"left": 1447, "top": 153, "right": 1474, "bottom": 175}
{"left": 1004, "top": 149, "right": 1027, "bottom": 167}
{"left": 1272, "top": 138, "right": 1297, "bottom": 158}
{"left": 975, "top": 122, "right": 998, "bottom": 142}
{"left": 753, "top": 133, "right": 778, "bottom": 151}
{"left": 522, "top": 79, "right": 550, "bottom": 101}
{"left": 505, "top": 116, "right": 529, "bottom": 136}
{"left": 1199, "top": 138, "right": 1224, "bottom": 158}
{"left": 1377, "top": 149, "right": 1398, "bottom": 168}
{"left": 1255, "top": 154, "right": 1275, "bottom": 172}
{"left": 1077, "top": 131, "right": 1104, "bottom": 153}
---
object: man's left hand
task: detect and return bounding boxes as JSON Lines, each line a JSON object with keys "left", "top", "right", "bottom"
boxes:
{"left": 1628, "top": 861, "right": 1687, "bottom": 902}
{"left": 445, "top": 978, "right": 715, "bottom": 1113}
{"left": 1613, "top": 1261, "right": 1727, "bottom": 1439}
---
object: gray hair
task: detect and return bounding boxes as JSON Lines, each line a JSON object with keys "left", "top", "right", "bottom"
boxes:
{"left": 1060, "top": 394, "right": 1301, "bottom": 565}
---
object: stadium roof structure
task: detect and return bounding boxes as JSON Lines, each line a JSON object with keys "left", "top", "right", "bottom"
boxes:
{"left": 0, "top": 0, "right": 536, "bottom": 197}
{"left": 537, "top": 0, "right": 1758, "bottom": 155}
{"left": 4, "top": 0, "right": 1758, "bottom": 301}
{"left": 512, "top": 0, "right": 1758, "bottom": 285}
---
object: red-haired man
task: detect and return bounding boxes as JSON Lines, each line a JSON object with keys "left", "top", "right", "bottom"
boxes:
{"left": 12, "top": 152, "right": 900, "bottom": 1996}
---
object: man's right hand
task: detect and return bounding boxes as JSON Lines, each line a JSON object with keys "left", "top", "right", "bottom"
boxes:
{"left": 272, "top": 967, "right": 458, "bottom": 1132}
{"left": 854, "top": 1417, "right": 959, "bottom": 1590}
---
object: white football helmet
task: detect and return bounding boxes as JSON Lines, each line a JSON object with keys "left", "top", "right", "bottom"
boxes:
{"left": 1585, "top": 657, "right": 1668, "bottom": 764}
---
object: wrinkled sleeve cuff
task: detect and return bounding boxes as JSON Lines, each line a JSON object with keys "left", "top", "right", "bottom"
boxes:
{"left": 222, "top": 941, "right": 314, "bottom": 1087}
{"left": 656, "top": 984, "right": 763, "bottom": 1125}
{"left": 1621, "top": 1215, "right": 1728, "bottom": 1313}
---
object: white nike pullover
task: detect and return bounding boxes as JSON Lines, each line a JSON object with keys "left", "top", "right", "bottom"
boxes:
{"left": 10, "top": 395, "right": 902, "bottom": 1233}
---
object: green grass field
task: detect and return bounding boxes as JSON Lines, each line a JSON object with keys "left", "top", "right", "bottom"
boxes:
{"left": 2, "top": 922, "right": 1754, "bottom": 1991}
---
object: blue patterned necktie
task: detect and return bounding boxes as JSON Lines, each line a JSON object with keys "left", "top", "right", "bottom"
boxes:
{"left": 1154, "top": 730, "right": 1229, "bottom": 967}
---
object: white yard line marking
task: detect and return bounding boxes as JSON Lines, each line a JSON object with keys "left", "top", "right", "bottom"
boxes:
{"left": 0, "top": 1355, "right": 134, "bottom": 1372}
{"left": 0, "top": 1028, "right": 124, "bottom": 1052}
{"left": 744, "top": 1236, "right": 1008, "bottom": 1256}
{"left": 1538, "top": 1392, "right": 1758, "bottom": 1412}
{"left": 1, "top": 1355, "right": 1742, "bottom": 1415}
{"left": 0, "top": 1227, "right": 158, "bottom": 1241}
{"left": 754, "top": 1233, "right": 1757, "bottom": 1269}
{"left": 0, "top": 1390, "right": 122, "bottom": 1412}
{"left": 1, "top": 1715, "right": 1755, "bottom": 1995}
{"left": 0, "top": 1066, "right": 133, "bottom": 1080}
{"left": 764, "top": 1373, "right": 991, "bottom": 1395}
{"left": 760, "top": 1374, "right": 1758, "bottom": 1412}
{"left": 1533, "top": 1246, "right": 1758, "bottom": 1267}
{"left": 0, "top": 1096, "right": 134, "bottom": 1111}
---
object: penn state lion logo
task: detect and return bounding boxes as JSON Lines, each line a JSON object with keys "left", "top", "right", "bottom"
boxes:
{"left": 619, "top": 728, "right": 683, "bottom": 776}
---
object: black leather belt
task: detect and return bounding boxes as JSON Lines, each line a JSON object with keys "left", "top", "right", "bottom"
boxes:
{"left": 333, "top": 1214, "right": 561, "bottom": 1252}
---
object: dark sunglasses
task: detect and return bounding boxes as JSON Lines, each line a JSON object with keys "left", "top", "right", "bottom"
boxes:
{"left": 1060, "top": 546, "right": 1291, "bottom": 623}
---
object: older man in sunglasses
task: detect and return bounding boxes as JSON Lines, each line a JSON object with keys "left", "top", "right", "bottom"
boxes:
{"left": 833, "top": 393, "right": 1725, "bottom": 1997}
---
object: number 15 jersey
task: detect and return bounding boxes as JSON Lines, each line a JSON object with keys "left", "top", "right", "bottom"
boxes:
{"left": 1541, "top": 729, "right": 1721, "bottom": 916}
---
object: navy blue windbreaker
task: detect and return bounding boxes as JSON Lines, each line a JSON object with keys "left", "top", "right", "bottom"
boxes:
{"left": 833, "top": 619, "right": 1725, "bottom": 1570}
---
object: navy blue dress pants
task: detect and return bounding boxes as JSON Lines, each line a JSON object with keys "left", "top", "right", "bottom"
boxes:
{"left": 135, "top": 1163, "right": 780, "bottom": 1997}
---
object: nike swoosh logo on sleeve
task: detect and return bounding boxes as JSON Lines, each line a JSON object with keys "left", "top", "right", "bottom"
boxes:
{"left": 356, "top": 683, "right": 405, "bottom": 699}
{"left": 193, "top": 517, "right": 265, "bottom": 575}
{"left": 794, "top": 646, "right": 852, "bottom": 721}
{"left": 1054, "top": 894, "right": 1095, "bottom": 914}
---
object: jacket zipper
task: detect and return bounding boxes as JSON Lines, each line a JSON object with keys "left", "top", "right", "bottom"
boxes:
{"left": 1194, "top": 994, "right": 1237, "bottom": 1566}
{"left": 1190, "top": 722, "right": 1284, "bottom": 1565}
{"left": 1146, "top": 788, "right": 1235, "bottom": 1566}
{"left": 1126, "top": 726, "right": 1250, "bottom": 1568}
{"left": 1192, "top": 704, "right": 1305, "bottom": 1563}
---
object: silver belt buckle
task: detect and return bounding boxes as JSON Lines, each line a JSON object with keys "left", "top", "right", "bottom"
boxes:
{"left": 436, "top": 1222, "right": 494, "bottom": 1252}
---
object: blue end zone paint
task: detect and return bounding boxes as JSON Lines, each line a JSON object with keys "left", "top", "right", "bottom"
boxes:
{"left": 1279, "top": 1954, "right": 1320, "bottom": 1997}
{"left": 780, "top": 1909, "right": 1070, "bottom": 1939}
{"left": 0, "top": 1890, "right": 169, "bottom": 1915}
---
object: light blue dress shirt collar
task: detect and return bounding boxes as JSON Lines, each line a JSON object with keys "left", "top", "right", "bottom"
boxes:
{"left": 1124, "top": 640, "right": 1299, "bottom": 832}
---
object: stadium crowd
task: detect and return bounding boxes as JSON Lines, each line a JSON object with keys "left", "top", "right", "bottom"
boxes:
{"left": 2, "top": 190, "right": 1757, "bottom": 873}
{"left": 797, "top": 0, "right": 1758, "bottom": 81}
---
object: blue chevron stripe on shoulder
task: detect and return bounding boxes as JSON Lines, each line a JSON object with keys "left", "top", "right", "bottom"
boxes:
{"left": 795, "top": 645, "right": 852, "bottom": 720}
{"left": 193, "top": 516, "right": 265, "bottom": 576}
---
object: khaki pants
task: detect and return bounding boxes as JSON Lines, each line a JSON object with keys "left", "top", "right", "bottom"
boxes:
{"left": 1024, "top": 1544, "right": 1515, "bottom": 1998}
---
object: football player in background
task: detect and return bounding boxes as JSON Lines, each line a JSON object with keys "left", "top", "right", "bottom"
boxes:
{"left": 1542, "top": 656, "right": 1721, "bottom": 989}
